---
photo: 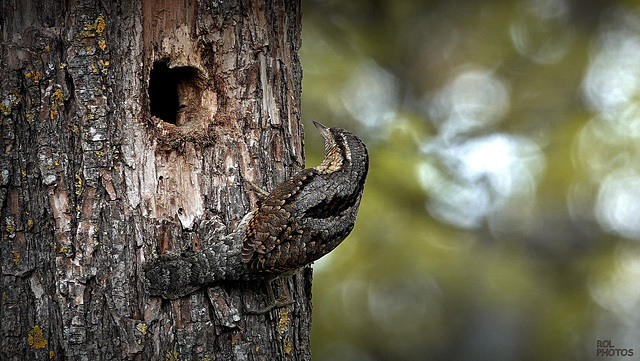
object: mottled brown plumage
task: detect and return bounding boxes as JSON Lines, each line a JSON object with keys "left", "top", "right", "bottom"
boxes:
{"left": 241, "top": 121, "right": 369, "bottom": 275}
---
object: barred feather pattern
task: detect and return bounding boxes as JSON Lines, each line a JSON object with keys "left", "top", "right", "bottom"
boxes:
{"left": 241, "top": 124, "right": 369, "bottom": 274}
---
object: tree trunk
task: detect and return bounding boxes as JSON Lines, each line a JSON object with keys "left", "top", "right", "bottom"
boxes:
{"left": 0, "top": 1, "right": 310, "bottom": 360}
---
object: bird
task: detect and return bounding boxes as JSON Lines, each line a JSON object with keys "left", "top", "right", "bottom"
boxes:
{"left": 241, "top": 121, "right": 369, "bottom": 313}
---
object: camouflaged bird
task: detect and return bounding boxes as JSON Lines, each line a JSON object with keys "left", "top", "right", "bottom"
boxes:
{"left": 241, "top": 121, "right": 369, "bottom": 276}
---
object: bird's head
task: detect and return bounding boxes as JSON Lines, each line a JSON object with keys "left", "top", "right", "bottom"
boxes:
{"left": 313, "top": 121, "right": 352, "bottom": 174}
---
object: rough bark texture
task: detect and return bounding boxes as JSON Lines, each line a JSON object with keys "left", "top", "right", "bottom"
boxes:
{"left": 0, "top": 0, "right": 311, "bottom": 360}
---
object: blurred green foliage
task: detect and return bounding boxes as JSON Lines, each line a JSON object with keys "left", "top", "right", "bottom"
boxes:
{"left": 300, "top": 0, "right": 640, "bottom": 360}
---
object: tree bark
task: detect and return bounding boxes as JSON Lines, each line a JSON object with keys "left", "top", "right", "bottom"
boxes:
{"left": 0, "top": 1, "right": 310, "bottom": 360}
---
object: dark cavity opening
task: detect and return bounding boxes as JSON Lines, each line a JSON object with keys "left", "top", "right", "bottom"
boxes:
{"left": 149, "top": 61, "right": 179, "bottom": 124}
{"left": 148, "top": 61, "right": 201, "bottom": 125}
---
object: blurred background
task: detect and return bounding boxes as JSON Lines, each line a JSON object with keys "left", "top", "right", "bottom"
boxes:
{"left": 299, "top": 0, "right": 640, "bottom": 360}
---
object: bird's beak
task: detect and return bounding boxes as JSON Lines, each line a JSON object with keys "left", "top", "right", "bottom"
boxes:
{"left": 313, "top": 121, "right": 332, "bottom": 141}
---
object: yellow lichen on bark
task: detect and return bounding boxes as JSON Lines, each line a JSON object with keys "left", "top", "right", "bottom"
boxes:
{"left": 28, "top": 325, "right": 48, "bottom": 349}
{"left": 277, "top": 308, "right": 293, "bottom": 354}
{"left": 11, "top": 251, "right": 20, "bottom": 264}
{"left": 80, "top": 15, "right": 106, "bottom": 38}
